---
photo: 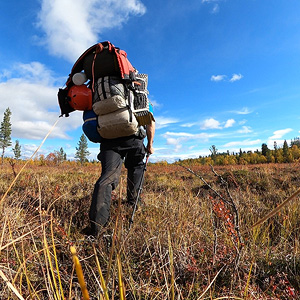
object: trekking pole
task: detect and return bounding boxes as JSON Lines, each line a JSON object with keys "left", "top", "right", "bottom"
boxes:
{"left": 128, "top": 154, "right": 150, "bottom": 230}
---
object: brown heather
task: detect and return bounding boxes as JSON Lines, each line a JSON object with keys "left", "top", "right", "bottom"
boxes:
{"left": 0, "top": 159, "right": 300, "bottom": 299}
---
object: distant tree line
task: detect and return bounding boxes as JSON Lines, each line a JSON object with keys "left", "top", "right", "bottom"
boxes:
{"left": 2, "top": 107, "right": 300, "bottom": 167}
{"left": 180, "top": 138, "right": 300, "bottom": 166}
{"left": 0, "top": 107, "right": 91, "bottom": 165}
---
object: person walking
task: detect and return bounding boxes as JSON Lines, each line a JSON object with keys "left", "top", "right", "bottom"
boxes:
{"left": 84, "top": 120, "right": 155, "bottom": 237}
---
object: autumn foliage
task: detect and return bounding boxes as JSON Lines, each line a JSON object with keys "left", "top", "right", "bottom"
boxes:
{"left": 0, "top": 159, "right": 300, "bottom": 299}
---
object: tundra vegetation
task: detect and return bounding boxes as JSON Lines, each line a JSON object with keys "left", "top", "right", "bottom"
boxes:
{"left": 0, "top": 157, "right": 300, "bottom": 299}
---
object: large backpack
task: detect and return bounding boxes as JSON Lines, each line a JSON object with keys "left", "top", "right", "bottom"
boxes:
{"left": 57, "top": 41, "right": 154, "bottom": 141}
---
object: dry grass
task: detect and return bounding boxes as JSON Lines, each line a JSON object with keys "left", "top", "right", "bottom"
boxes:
{"left": 0, "top": 160, "right": 300, "bottom": 299}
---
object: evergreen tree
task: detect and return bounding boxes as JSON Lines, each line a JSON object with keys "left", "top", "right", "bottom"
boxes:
{"left": 282, "top": 140, "right": 289, "bottom": 162}
{"left": 209, "top": 145, "right": 218, "bottom": 161}
{"left": 274, "top": 141, "right": 278, "bottom": 163}
{"left": 12, "top": 140, "right": 21, "bottom": 160}
{"left": 54, "top": 147, "right": 67, "bottom": 164}
{"left": 75, "top": 134, "right": 90, "bottom": 165}
{"left": 291, "top": 137, "right": 300, "bottom": 147}
{"left": 60, "top": 147, "right": 67, "bottom": 161}
{"left": 261, "top": 143, "right": 269, "bottom": 157}
{"left": 0, "top": 108, "right": 12, "bottom": 164}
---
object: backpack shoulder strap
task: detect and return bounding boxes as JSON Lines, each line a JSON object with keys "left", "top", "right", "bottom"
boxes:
{"left": 103, "top": 41, "right": 135, "bottom": 80}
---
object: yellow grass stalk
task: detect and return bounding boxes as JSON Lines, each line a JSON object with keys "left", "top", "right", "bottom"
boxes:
{"left": 70, "top": 246, "right": 90, "bottom": 300}
{"left": 212, "top": 297, "right": 244, "bottom": 300}
{"left": 168, "top": 230, "right": 175, "bottom": 300}
{"left": 247, "top": 186, "right": 300, "bottom": 232}
{"left": 43, "top": 245, "right": 57, "bottom": 299}
{"left": 43, "top": 228, "right": 60, "bottom": 300}
{"left": 50, "top": 215, "right": 65, "bottom": 300}
{"left": 0, "top": 221, "right": 50, "bottom": 251}
{"left": 8, "top": 221, "right": 37, "bottom": 298}
{"left": 123, "top": 255, "right": 138, "bottom": 299}
{"left": 0, "top": 215, "right": 8, "bottom": 255}
{"left": 196, "top": 266, "right": 225, "bottom": 300}
{"left": 243, "top": 262, "right": 253, "bottom": 299}
{"left": 68, "top": 264, "right": 76, "bottom": 300}
{"left": 21, "top": 237, "right": 40, "bottom": 299}
{"left": 117, "top": 254, "right": 125, "bottom": 300}
{"left": 0, "top": 118, "right": 59, "bottom": 207}
{"left": 93, "top": 244, "right": 110, "bottom": 300}
{"left": 0, "top": 269, "right": 25, "bottom": 300}
{"left": 14, "top": 239, "right": 45, "bottom": 299}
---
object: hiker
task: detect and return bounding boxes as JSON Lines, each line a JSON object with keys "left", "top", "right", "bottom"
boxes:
{"left": 86, "top": 119, "right": 155, "bottom": 237}
{"left": 57, "top": 41, "right": 155, "bottom": 237}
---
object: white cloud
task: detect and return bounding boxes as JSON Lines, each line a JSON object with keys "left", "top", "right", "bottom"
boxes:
{"left": 0, "top": 62, "right": 81, "bottom": 140}
{"left": 223, "top": 139, "right": 261, "bottom": 148}
{"left": 183, "top": 118, "right": 236, "bottom": 129}
{"left": 269, "top": 128, "right": 293, "bottom": 140}
{"left": 201, "top": 0, "right": 221, "bottom": 3}
{"left": 162, "top": 131, "right": 217, "bottom": 145}
{"left": 155, "top": 116, "right": 178, "bottom": 129}
{"left": 211, "top": 75, "right": 226, "bottom": 82}
{"left": 163, "top": 132, "right": 194, "bottom": 137}
{"left": 230, "top": 73, "right": 243, "bottom": 82}
{"left": 211, "top": 73, "right": 243, "bottom": 82}
{"left": 233, "top": 107, "right": 252, "bottom": 115}
{"left": 201, "top": 118, "right": 221, "bottom": 130}
{"left": 161, "top": 131, "right": 218, "bottom": 157}
{"left": 37, "top": 0, "right": 146, "bottom": 62}
{"left": 238, "top": 126, "right": 252, "bottom": 134}
{"left": 224, "top": 119, "right": 235, "bottom": 128}
{"left": 181, "top": 122, "right": 197, "bottom": 128}
{"left": 212, "top": 4, "right": 220, "bottom": 14}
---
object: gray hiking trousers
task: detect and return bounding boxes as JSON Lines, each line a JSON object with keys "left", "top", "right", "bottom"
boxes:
{"left": 89, "top": 136, "right": 146, "bottom": 235}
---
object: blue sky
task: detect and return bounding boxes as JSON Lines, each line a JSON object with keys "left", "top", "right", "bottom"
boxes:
{"left": 1, "top": 0, "right": 300, "bottom": 162}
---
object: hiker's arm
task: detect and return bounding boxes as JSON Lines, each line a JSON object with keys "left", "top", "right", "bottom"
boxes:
{"left": 146, "top": 120, "right": 155, "bottom": 155}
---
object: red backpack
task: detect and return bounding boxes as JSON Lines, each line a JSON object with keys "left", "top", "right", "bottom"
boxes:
{"left": 58, "top": 41, "right": 136, "bottom": 117}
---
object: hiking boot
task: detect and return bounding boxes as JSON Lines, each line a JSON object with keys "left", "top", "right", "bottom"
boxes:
{"left": 80, "top": 226, "right": 95, "bottom": 236}
{"left": 80, "top": 226, "right": 102, "bottom": 239}
{"left": 126, "top": 197, "right": 144, "bottom": 208}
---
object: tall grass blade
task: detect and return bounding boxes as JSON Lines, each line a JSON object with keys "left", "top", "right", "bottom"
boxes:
{"left": 243, "top": 262, "right": 253, "bottom": 299}
{"left": 0, "top": 222, "right": 50, "bottom": 251}
{"left": 93, "top": 244, "right": 110, "bottom": 300}
{"left": 196, "top": 265, "right": 225, "bottom": 300}
{"left": 117, "top": 254, "right": 125, "bottom": 300}
{"left": 44, "top": 226, "right": 60, "bottom": 299}
{"left": 70, "top": 246, "right": 90, "bottom": 300}
{"left": 0, "top": 269, "right": 25, "bottom": 300}
{"left": 0, "top": 118, "right": 59, "bottom": 207}
{"left": 50, "top": 214, "right": 65, "bottom": 300}
{"left": 248, "top": 187, "right": 300, "bottom": 232}
{"left": 168, "top": 230, "right": 175, "bottom": 300}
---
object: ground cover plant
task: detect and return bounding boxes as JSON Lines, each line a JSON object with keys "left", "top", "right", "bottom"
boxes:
{"left": 0, "top": 160, "right": 300, "bottom": 299}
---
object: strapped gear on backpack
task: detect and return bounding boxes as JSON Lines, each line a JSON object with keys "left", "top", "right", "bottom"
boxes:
{"left": 57, "top": 41, "right": 154, "bottom": 142}
{"left": 132, "top": 73, "right": 154, "bottom": 126}
{"left": 94, "top": 76, "right": 126, "bottom": 102}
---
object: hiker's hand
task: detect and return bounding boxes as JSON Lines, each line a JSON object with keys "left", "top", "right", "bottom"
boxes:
{"left": 147, "top": 143, "right": 154, "bottom": 155}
